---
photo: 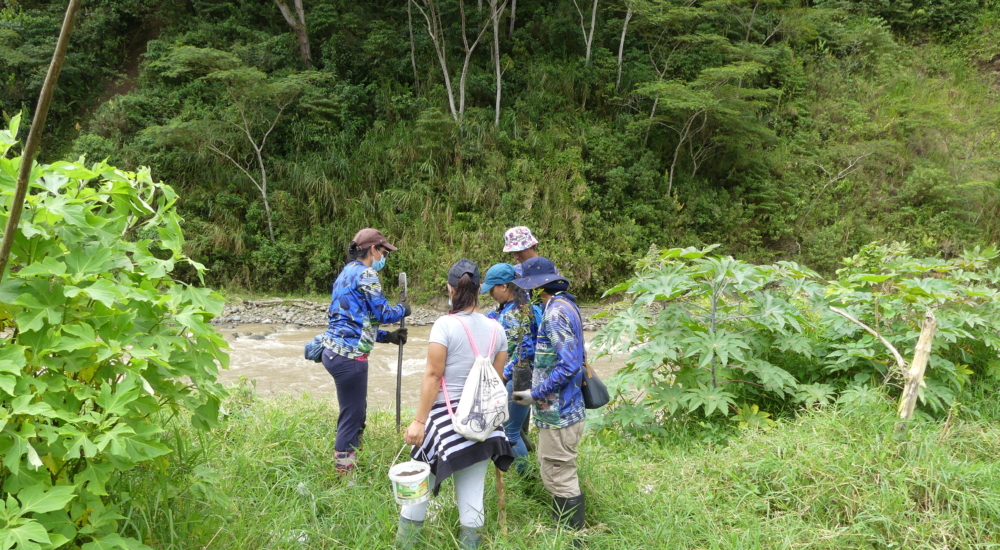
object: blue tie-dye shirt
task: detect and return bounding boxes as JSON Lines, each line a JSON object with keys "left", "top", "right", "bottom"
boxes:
{"left": 322, "top": 261, "right": 406, "bottom": 359}
{"left": 486, "top": 300, "right": 543, "bottom": 380}
{"left": 531, "top": 293, "right": 585, "bottom": 429}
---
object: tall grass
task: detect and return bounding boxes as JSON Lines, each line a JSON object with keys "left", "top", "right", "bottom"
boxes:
{"left": 120, "top": 388, "right": 1000, "bottom": 549}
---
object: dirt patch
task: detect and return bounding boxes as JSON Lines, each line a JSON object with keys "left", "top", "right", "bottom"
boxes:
{"left": 95, "top": 21, "right": 160, "bottom": 104}
{"left": 975, "top": 54, "right": 1000, "bottom": 90}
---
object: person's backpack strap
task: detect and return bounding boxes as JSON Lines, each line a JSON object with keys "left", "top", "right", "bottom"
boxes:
{"left": 440, "top": 315, "right": 498, "bottom": 420}
{"left": 453, "top": 314, "right": 498, "bottom": 358}
{"left": 441, "top": 376, "right": 455, "bottom": 418}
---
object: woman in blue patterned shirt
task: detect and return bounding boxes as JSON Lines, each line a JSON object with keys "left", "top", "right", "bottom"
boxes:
{"left": 511, "top": 257, "right": 587, "bottom": 533}
{"left": 322, "top": 228, "right": 410, "bottom": 474}
{"left": 481, "top": 263, "right": 542, "bottom": 466}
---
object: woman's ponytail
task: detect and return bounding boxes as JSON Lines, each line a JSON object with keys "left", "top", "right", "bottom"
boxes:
{"left": 347, "top": 241, "right": 374, "bottom": 263}
{"left": 449, "top": 273, "right": 479, "bottom": 313}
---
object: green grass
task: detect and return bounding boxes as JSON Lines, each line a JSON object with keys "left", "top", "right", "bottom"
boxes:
{"left": 120, "top": 388, "right": 1000, "bottom": 549}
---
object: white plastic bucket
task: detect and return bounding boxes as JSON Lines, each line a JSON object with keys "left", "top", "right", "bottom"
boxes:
{"left": 389, "top": 460, "right": 431, "bottom": 506}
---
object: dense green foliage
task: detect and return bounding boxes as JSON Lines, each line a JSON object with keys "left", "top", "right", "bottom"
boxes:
{"left": 592, "top": 243, "right": 1000, "bottom": 435}
{"left": 2, "top": 0, "right": 999, "bottom": 296}
{"left": 114, "top": 390, "right": 1000, "bottom": 548}
{"left": 0, "top": 118, "right": 227, "bottom": 549}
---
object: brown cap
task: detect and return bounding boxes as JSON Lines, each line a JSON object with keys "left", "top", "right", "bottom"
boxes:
{"left": 352, "top": 228, "right": 398, "bottom": 251}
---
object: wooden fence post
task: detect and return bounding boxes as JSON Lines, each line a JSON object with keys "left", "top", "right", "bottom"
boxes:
{"left": 898, "top": 311, "right": 938, "bottom": 421}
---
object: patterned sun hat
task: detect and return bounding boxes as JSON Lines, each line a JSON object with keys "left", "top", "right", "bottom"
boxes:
{"left": 503, "top": 226, "right": 539, "bottom": 253}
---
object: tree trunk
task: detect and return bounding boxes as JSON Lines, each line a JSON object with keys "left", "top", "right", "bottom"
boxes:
{"left": 490, "top": 0, "right": 507, "bottom": 126}
{"left": 275, "top": 0, "right": 312, "bottom": 68}
{"left": 573, "top": 0, "right": 599, "bottom": 65}
{"left": 408, "top": 0, "right": 420, "bottom": 93}
{"left": 898, "top": 311, "right": 938, "bottom": 421}
{"left": 458, "top": 0, "right": 491, "bottom": 118}
{"left": 616, "top": 5, "right": 632, "bottom": 91}
{"left": 587, "top": 0, "right": 598, "bottom": 65}
{"left": 413, "top": 0, "right": 460, "bottom": 120}
{"left": 509, "top": 0, "right": 517, "bottom": 36}
{"left": 643, "top": 96, "right": 658, "bottom": 147}
{"left": 256, "top": 151, "right": 276, "bottom": 242}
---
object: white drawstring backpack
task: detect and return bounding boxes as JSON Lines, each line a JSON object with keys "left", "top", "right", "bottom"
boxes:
{"left": 440, "top": 316, "right": 510, "bottom": 442}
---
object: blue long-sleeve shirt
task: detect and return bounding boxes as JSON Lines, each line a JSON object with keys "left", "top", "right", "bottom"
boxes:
{"left": 531, "top": 293, "right": 585, "bottom": 429}
{"left": 486, "top": 300, "right": 542, "bottom": 380}
{"left": 322, "top": 261, "right": 405, "bottom": 359}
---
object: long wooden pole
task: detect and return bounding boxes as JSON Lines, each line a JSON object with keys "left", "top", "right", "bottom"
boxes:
{"left": 898, "top": 311, "right": 938, "bottom": 421}
{"left": 496, "top": 466, "right": 506, "bottom": 534}
{"left": 0, "top": 0, "right": 84, "bottom": 281}
{"left": 396, "top": 272, "right": 408, "bottom": 432}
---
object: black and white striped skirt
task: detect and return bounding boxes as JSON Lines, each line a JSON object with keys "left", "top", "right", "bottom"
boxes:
{"left": 411, "top": 400, "right": 515, "bottom": 495}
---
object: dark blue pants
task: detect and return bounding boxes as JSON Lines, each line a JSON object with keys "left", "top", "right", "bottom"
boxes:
{"left": 504, "top": 380, "right": 530, "bottom": 458}
{"left": 323, "top": 350, "right": 368, "bottom": 453}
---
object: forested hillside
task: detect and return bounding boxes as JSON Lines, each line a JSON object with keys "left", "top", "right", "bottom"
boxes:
{"left": 2, "top": 0, "right": 999, "bottom": 296}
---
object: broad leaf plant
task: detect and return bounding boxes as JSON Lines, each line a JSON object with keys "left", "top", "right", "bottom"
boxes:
{"left": 0, "top": 115, "right": 228, "bottom": 549}
{"left": 592, "top": 243, "right": 1000, "bottom": 437}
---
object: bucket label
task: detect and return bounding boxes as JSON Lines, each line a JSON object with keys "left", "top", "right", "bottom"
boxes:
{"left": 395, "top": 479, "right": 428, "bottom": 498}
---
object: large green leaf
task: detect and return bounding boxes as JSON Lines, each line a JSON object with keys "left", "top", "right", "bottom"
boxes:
{"left": 0, "top": 112, "right": 21, "bottom": 156}
{"left": 3, "top": 518, "right": 51, "bottom": 549}
{"left": 16, "top": 484, "right": 76, "bottom": 514}
{"left": 681, "top": 383, "right": 736, "bottom": 417}
{"left": 64, "top": 246, "right": 114, "bottom": 277}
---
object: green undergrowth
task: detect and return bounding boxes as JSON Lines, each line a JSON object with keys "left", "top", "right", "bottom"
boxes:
{"left": 118, "top": 386, "right": 1000, "bottom": 549}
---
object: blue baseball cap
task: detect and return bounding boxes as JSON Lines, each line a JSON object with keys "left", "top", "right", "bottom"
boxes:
{"left": 512, "top": 257, "right": 569, "bottom": 289}
{"left": 480, "top": 263, "right": 517, "bottom": 294}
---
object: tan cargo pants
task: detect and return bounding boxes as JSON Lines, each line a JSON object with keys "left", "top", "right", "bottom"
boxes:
{"left": 537, "top": 421, "right": 586, "bottom": 498}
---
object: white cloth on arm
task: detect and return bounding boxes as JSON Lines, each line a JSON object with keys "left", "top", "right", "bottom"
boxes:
{"left": 400, "top": 459, "right": 489, "bottom": 528}
{"left": 429, "top": 312, "right": 508, "bottom": 403}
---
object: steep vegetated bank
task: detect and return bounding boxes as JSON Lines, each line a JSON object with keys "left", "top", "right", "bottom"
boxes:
{"left": 2, "top": 0, "right": 999, "bottom": 297}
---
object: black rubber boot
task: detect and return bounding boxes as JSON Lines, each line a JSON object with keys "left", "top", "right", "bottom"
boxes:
{"left": 458, "top": 525, "right": 482, "bottom": 550}
{"left": 394, "top": 517, "right": 423, "bottom": 549}
{"left": 552, "top": 494, "right": 585, "bottom": 530}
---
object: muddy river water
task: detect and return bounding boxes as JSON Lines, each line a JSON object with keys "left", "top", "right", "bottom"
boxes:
{"left": 218, "top": 323, "right": 626, "bottom": 409}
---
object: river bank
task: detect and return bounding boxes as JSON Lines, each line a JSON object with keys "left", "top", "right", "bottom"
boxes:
{"left": 209, "top": 298, "right": 614, "bottom": 331}
{"left": 216, "top": 323, "right": 627, "bottom": 408}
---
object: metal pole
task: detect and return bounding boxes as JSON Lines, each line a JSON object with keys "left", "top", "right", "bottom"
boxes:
{"left": 0, "top": 0, "right": 84, "bottom": 281}
{"left": 396, "top": 272, "right": 408, "bottom": 431}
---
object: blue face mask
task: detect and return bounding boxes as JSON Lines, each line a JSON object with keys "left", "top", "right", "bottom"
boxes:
{"left": 372, "top": 249, "right": 387, "bottom": 271}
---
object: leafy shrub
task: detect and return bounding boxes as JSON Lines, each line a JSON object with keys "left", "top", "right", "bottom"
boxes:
{"left": 592, "top": 242, "right": 1000, "bottom": 437}
{"left": 592, "top": 245, "right": 821, "bottom": 436}
{"left": 0, "top": 116, "right": 227, "bottom": 549}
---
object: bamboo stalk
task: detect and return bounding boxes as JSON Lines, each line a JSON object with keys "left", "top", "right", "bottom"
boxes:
{"left": 898, "top": 311, "right": 938, "bottom": 421}
{"left": 0, "top": 0, "right": 84, "bottom": 281}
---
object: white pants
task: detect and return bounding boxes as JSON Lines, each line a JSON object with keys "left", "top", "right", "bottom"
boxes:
{"left": 400, "top": 459, "right": 489, "bottom": 528}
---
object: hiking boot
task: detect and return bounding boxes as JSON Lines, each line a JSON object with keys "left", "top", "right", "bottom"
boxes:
{"left": 395, "top": 517, "right": 423, "bottom": 549}
{"left": 458, "top": 525, "right": 482, "bottom": 550}
{"left": 335, "top": 450, "right": 356, "bottom": 475}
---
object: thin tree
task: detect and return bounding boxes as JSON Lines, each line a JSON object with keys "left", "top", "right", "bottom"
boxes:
{"left": 202, "top": 70, "right": 308, "bottom": 242}
{"left": 509, "top": 0, "right": 517, "bottom": 35}
{"left": 458, "top": 0, "right": 491, "bottom": 116}
{"left": 489, "top": 0, "right": 510, "bottom": 126}
{"left": 408, "top": 0, "right": 420, "bottom": 92}
{"left": 412, "top": 0, "right": 491, "bottom": 121}
{"left": 0, "top": 0, "right": 82, "bottom": 280}
{"left": 274, "top": 0, "right": 312, "bottom": 68}
{"left": 572, "top": 0, "right": 599, "bottom": 65}
{"left": 616, "top": 1, "right": 633, "bottom": 91}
